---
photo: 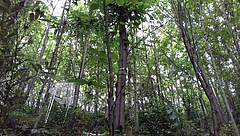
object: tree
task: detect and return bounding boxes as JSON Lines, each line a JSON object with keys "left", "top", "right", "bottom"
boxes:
{"left": 1, "top": 0, "right": 240, "bottom": 135}
{"left": 198, "top": 1, "right": 239, "bottom": 135}
{"left": 103, "top": 0, "right": 115, "bottom": 135}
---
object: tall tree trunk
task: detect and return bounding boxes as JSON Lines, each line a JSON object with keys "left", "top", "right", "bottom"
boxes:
{"left": 34, "top": 0, "right": 69, "bottom": 114}
{"left": 25, "top": 0, "right": 58, "bottom": 103}
{"left": 132, "top": 33, "right": 139, "bottom": 136}
{"left": 114, "top": 6, "right": 128, "bottom": 133}
{"left": 169, "top": 74, "right": 175, "bottom": 107}
{"left": 197, "top": 79, "right": 211, "bottom": 134}
{"left": 175, "top": 76, "right": 180, "bottom": 107}
{"left": 206, "top": 2, "right": 240, "bottom": 74}
{"left": 145, "top": 51, "right": 156, "bottom": 100}
{"left": 198, "top": 1, "right": 239, "bottom": 135}
{"left": 103, "top": 0, "right": 114, "bottom": 135}
{"left": 153, "top": 43, "right": 167, "bottom": 99}
{"left": 34, "top": 0, "right": 70, "bottom": 128}
{"left": 127, "top": 49, "right": 132, "bottom": 120}
{"left": 171, "top": 0, "right": 224, "bottom": 135}
{"left": 68, "top": 6, "right": 92, "bottom": 129}
{"left": 94, "top": 61, "right": 103, "bottom": 129}
{"left": 138, "top": 52, "right": 144, "bottom": 110}
{"left": 207, "top": 67, "right": 226, "bottom": 121}
{"left": 218, "top": 0, "right": 240, "bottom": 60}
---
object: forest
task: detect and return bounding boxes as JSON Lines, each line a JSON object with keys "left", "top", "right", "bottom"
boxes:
{"left": 0, "top": 0, "right": 240, "bottom": 135}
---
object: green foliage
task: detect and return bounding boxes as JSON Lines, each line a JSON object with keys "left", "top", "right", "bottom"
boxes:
{"left": 45, "top": 102, "right": 68, "bottom": 133}
{"left": 220, "top": 122, "right": 237, "bottom": 136}
{"left": 1, "top": 0, "right": 240, "bottom": 135}
{"left": 67, "top": 78, "right": 105, "bottom": 89}
{"left": 73, "top": 110, "right": 108, "bottom": 134}
{"left": 139, "top": 103, "right": 174, "bottom": 135}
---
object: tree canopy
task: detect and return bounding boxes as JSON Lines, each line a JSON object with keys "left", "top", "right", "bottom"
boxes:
{"left": 1, "top": 0, "right": 240, "bottom": 135}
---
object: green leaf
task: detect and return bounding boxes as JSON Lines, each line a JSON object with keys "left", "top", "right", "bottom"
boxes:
{"left": 11, "top": 5, "right": 23, "bottom": 13}
{"left": 148, "top": 14, "right": 153, "bottom": 20}
{"left": 106, "top": 0, "right": 114, "bottom": 4}
{"left": 111, "top": 52, "right": 118, "bottom": 61}
{"left": 90, "top": 3, "right": 99, "bottom": 10}
{"left": 174, "top": 121, "right": 179, "bottom": 126}
{"left": 136, "top": 47, "right": 147, "bottom": 51}
{"left": 152, "top": 35, "right": 158, "bottom": 39}
{"left": 30, "top": 13, "right": 34, "bottom": 21}
{"left": 89, "top": 47, "right": 99, "bottom": 54}
{"left": 86, "top": 94, "right": 92, "bottom": 99}
{"left": 128, "top": 0, "right": 138, "bottom": 4}
{"left": 147, "top": 32, "right": 150, "bottom": 37}
{"left": 143, "top": 43, "right": 151, "bottom": 47}
{"left": 149, "top": 40, "right": 158, "bottom": 43}
{"left": 3, "top": 129, "right": 7, "bottom": 134}
{"left": 67, "top": 79, "right": 89, "bottom": 85}
{"left": 99, "top": 58, "right": 108, "bottom": 64}
{"left": 120, "top": 22, "right": 126, "bottom": 25}
{"left": 66, "top": 79, "right": 78, "bottom": 82}
{"left": 90, "top": 81, "right": 105, "bottom": 89}
{"left": 75, "top": 79, "right": 88, "bottom": 85}
{"left": 0, "top": 5, "right": 8, "bottom": 13}
{"left": 116, "top": 0, "right": 124, "bottom": 6}
{"left": 39, "top": 18, "right": 51, "bottom": 22}
{"left": 72, "top": 108, "right": 79, "bottom": 114}
{"left": 152, "top": 13, "right": 158, "bottom": 20}
{"left": 99, "top": 51, "right": 106, "bottom": 57}
{"left": 45, "top": 105, "right": 50, "bottom": 112}
{"left": 88, "top": 56, "right": 99, "bottom": 64}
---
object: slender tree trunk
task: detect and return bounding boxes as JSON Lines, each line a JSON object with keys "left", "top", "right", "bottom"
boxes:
{"left": 207, "top": 67, "right": 226, "bottom": 122}
{"left": 206, "top": 2, "right": 240, "bottom": 73}
{"left": 197, "top": 79, "right": 211, "bottom": 134}
{"left": 132, "top": 33, "right": 139, "bottom": 136}
{"left": 198, "top": 1, "right": 239, "bottom": 135}
{"left": 185, "top": 83, "right": 190, "bottom": 121}
{"left": 103, "top": 0, "right": 114, "bottom": 135}
{"left": 218, "top": 0, "right": 240, "bottom": 60}
{"left": 94, "top": 61, "right": 103, "bottom": 123}
{"left": 127, "top": 50, "right": 132, "bottom": 120}
{"left": 24, "top": 1, "right": 58, "bottom": 103}
{"left": 145, "top": 51, "right": 156, "bottom": 99}
{"left": 138, "top": 52, "right": 144, "bottom": 110}
{"left": 34, "top": 0, "right": 70, "bottom": 128}
{"left": 34, "top": 1, "right": 69, "bottom": 114}
{"left": 152, "top": 43, "right": 167, "bottom": 99}
{"left": 171, "top": 0, "right": 224, "bottom": 135}
{"left": 68, "top": 6, "right": 92, "bottom": 130}
{"left": 175, "top": 76, "right": 180, "bottom": 107}
{"left": 169, "top": 74, "right": 175, "bottom": 107}
{"left": 155, "top": 69, "right": 162, "bottom": 100}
